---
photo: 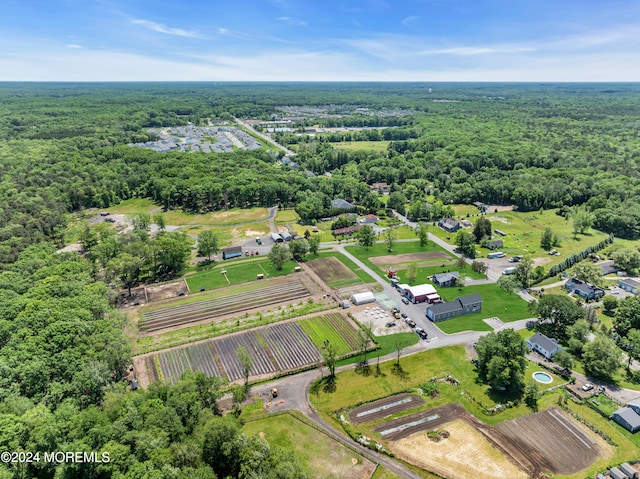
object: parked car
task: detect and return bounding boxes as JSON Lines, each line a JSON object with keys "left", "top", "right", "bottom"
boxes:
{"left": 582, "top": 383, "right": 594, "bottom": 391}
{"left": 385, "top": 322, "right": 396, "bottom": 328}
{"left": 548, "top": 249, "right": 558, "bottom": 255}
{"left": 256, "top": 238, "right": 262, "bottom": 245}
{"left": 405, "top": 318, "right": 416, "bottom": 328}
{"left": 400, "top": 312, "right": 408, "bottom": 318}
{"left": 415, "top": 327, "right": 428, "bottom": 339}
{"left": 401, "top": 297, "right": 410, "bottom": 304}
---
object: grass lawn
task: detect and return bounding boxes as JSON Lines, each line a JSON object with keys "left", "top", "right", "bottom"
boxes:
{"left": 588, "top": 392, "right": 622, "bottom": 416}
{"left": 434, "top": 284, "right": 531, "bottom": 333}
{"left": 331, "top": 140, "right": 390, "bottom": 152}
{"left": 242, "top": 412, "right": 375, "bottom": 479}
{"left": 185, "top": 257, "right": 298, "bottom": 291}
{"left": 395, "top": 263, "right": 486, "bottom": 285}
{"left": 336, "top": 332, "right": 420, "bottom": 367}
{"left": 274, "top": 208, "right": 299, "bottom": 228}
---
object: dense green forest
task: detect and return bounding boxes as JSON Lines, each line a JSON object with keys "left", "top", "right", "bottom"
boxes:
{"left": 1, "top": 82, "right": 640, "bottom": 477}
{"left": 2, "top": 82, "right": 640, "bottom": 269}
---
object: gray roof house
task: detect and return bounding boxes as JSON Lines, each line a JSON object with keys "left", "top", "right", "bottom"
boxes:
{"left": 613, "top": 400, "right": 640, "bottom": 433}
{"left": 599, "top": 260, "right": 618, "bottom": 275}
{"left": 432, "top": 271, "right": 460, "bottom": 287}
{"left": 439, "top": 218, "right": 461, "bottom": 233}
{"left": 426, "top": 294, "right": 482, "bottom": 322}
{"left": 331, "top": 198, "right": 355, "bottom": 210}
{"left": 486, "top": 239, "right": 504, "bottom": 250}
{"left": 526, "top": 332, "right": 563, "bottom": 360}
{"left": 564, "top": 278, "right": 604, "bottom": 300}
{"left": 619, "top": 278, "right": 640, "bottom": 294}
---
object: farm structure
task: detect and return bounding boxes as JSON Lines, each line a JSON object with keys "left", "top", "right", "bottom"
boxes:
{"left": 398, "top": 283, "right": 441, "bottom": 304}
{"left": 610, "top": 467, "right": 628, "bottom": 479}
{"left": 139, "top": 280, "right": 310, "bottom": 332}
{"left": 621, "top": 463, "right": 639, "bottom": 479}
{"left": 432, "top": 271, "right": 459, "bottom": 287}
{"left": 147, "top": 313, "right": 359, "bottom": 384}
{"left": 271, "top": 232, "right": 284, "bottom": 243}
{"left": 222, "top": 246, "right": 243, "bottom": 260}
{"left": 618, "top": 278, "right": 640, "bottom": 294}
{"left": 426, "top": 294, "right": 482, "bottom": 322}
{"left": 350, "top": 291, "right": 376, "bottom": 305}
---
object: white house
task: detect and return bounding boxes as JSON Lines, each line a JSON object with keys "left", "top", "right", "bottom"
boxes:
{"left": 526, "top": 332, "right": 563, "bottom": 360}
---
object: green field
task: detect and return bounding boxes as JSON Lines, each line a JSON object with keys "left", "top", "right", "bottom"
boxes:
{"left": 243, "top": 412, "right": 376, "bottom": 479}
{"left": 185, "top": 257, "right": 299, "bottom": 291}
{"left": 434, "top": 284, "right": 532, "bottom": 333}
{"left": 298, "top": 313, "right": 360, "bottom": 356}
{"left": 336, "top": 332, "right": 420, "bottom": 367}
{"left": 331, "top": 140, "right": 390, "bottom": 152}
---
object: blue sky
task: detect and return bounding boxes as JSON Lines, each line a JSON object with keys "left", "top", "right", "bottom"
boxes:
{"left": 1, "top": 0, "right": 639, "bottom": 81}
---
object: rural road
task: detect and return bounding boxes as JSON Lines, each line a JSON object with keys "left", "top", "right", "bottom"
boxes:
{"left": 234, "top": 117, "right": 296, "bottom": 157}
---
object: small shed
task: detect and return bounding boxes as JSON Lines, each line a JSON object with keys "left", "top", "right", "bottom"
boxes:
{"left": 279, "top": 231, "right": 293, "bottom": 242}
{"left": 271, "top": 233, "right": 284, "bottom": 243}
{"left": 487, "top": 239, "right": 504, "bottom": 250}
{"left": 620, "top": 463, "right": 638, "bottom": 479}
{"left": 222, "top": 246, "right": 243, "bottom": 260}
{"left": 596, "top": 474, "right": 607, "bottom": 479}
{"left": 350, "top": 291, "right": 376, "bottom": 306}
{"left": 609, "top": 467, "right": 629, "bottom": 479}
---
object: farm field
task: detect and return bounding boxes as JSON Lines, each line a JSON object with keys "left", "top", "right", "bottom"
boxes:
{"left": 148, "top": 312, "right": 361, "bottom": 383}
{"left": 243, "top": 412, "right": 376, "bottom": 479}
{"left": 349, "top": 393, "right": 425, "bottom": 424}
{"left": 434, "top": 284, "right": 531, "bottom": 333}
{"left": 185, "top": 257, "right": 299, "bottom": 291}
{"left": 305, "top": 256, "right": 362, "bottom": 289}
{"left": 140, "top": 279, "right": 310, "bottom": 332}
{"left": 298, "top": 313, "right": 360, "bottom": 356}
{"left": 309, "top": 251, "right": 378, "bottom": 286}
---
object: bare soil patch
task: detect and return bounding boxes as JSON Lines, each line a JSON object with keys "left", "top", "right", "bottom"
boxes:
{"left": 374, "top": 403, "right": 608, "bottom": 478}
{"left": 390, "top": 419, "right": 527, "bottom": 479}
{"left": 497, "top": 407, "right": 610, "bottom": 475}
{"left": 369, "top": 251, "right": 450, "bottom": 266}
{"left": 306, "top": 257, "right": 358, "bottom": 286}
{"left": 349, "top": 393, "right": 425, "bottom": 424}
{"left": 146, "top": 280, "right": 188, "bottom": 302}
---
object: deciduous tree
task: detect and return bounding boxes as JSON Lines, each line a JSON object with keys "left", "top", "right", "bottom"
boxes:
{"left": 582, "top": 335, "right": 622, "bottom": 379}
{"left": 475, "top": 329, "right": 528, "bottom": 394}
{"left": 454, "top": 231, "right": 476, "bottom": 258}
{"left": 530, "top": 294, "right": 585, "bottom": 342}
{"left": 197, "top": 230, "right": 219, "bottom": 261}
{"left": 268, "top": 243, "right": 289, "bottom": 271}
{"left": 356, "top": 225, "right": 375, "bottom": 249}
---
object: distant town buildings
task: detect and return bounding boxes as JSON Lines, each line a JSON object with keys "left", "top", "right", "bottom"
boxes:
{"left": 129, "top": 125, "right": 262, "bottom": 153}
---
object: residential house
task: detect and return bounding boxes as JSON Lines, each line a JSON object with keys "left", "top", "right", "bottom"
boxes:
{"left": 370, "top": 182, "right": 390, "bottom": 194}
{"left": 525, "top": 332, "right": 563, "bottom": 360}
{"left": 331, "top": 198, "right": 355, "bottom": 210}
{"left": 612, "top": 398, "right": 640, "bottom": 433}
{"left": 360, "top": 214, "right": 379, "bottom": 224}
{"left": 426, "top": 294, "right": 482, "bottom": 322}
{"left": 431, "top": 271, "right": 460, "bottom": 287}
{"left": 599, "top": 260, "right": 618, "bottom": 275}
{"left": 618, "top": 278, "right": 640, "bottom": 294}
{"left": 564, "top": 278, "right": 604, "bottom": 300}
{"left": 439, "top": 218, "right": 461, "bottom": 233}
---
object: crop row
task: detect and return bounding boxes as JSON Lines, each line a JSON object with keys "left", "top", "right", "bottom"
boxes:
{"left": 298, "top": 314, "right": 358, "bottom": 356}
{"left": 152, "top": 321, "right": 324, "bottom": 383}
{"left": 141, "top": 281, "right": 310, "bottom": 332}
{"left": 323, "top": 313, "right": 361, "bottom": 349}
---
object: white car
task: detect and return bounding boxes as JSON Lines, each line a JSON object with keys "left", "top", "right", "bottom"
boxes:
{"left": 581, "top": 383, "right": 594, "bottom": 391}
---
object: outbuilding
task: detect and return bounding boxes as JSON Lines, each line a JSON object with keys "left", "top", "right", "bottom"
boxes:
{"left": 401, "top": 284, "right": 441, "bottom": 304}
{"left": 620, "top": 463, "right": 638, "bottom": 479}
{"left": 432, "top": 272, "right": 459, "bottom": 287}
{"left": 609, "top": 467, "right": 629, "bottom": 479}
{"left": 279, "top": 231, "right": 293, "bottom": 242}
{"left": 426, "top": 294, "right": 482, "bottom": 322}
{"left": 271, "top": 233, "right": 284, "bottom": 243}
{"left": 619, "top": 278, "right": 640, "bottom": 294}
{"left": 222, "top": 246, "right": 243, "bottom": 260}
{"left": 350, "top": 291, "right": 376, "bottom": 306}
{"left": 612, "top": 406, "right": 640, "bottom": 433}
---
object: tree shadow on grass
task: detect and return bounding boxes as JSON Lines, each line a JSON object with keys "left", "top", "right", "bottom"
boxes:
{"left": 391, "top": 363, "right": 409, "bottom": 381}
{"left": 355, "top": 362, "right": 371, "bottom": 377}
{"left": 310, "top": 376, "right": 337, "bottom": 395}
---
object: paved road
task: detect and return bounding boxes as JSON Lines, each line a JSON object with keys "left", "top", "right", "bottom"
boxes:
{"left": 234, "top": 117, "right": 296, "bottom": 157}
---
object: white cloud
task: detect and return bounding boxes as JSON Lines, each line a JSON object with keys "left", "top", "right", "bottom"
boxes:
{"left": 216, "top": 27, "right": 229, "bottom": 35}
{"left": 419, "top": 46, "right": 536, "bottom": 55}
{"left": 277, "top": 16, "right": 307, "bottom": 26}
{"left": 66, "top": 44, "right": 83, "bottom": 49}
{"left": 401, "top": 16, "right": 418, "bottom": 27}
{"left": 130, "top": 19, "right": 205, "bottom": 39}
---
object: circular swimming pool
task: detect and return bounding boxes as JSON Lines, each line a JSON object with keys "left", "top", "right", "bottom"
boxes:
{"left": 533, "top": 371, "right": 552, "bottom": 384}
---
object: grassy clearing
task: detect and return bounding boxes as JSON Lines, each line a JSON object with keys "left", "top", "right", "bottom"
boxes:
{"left": 242, "top": 412, "right": 375, "bottom": 479}
{"left": 311, "top": 346, "right": 557, "bottom": 427}
{"left": 331, "top": 140, "right": 390, "bottom": 152}
{"left": 274, "top": 208, "right": 299, "bottom": 228}
{"left": 430, "top": 208, "right": 614, "bottom": 266}
{"left": 336, "top": 332, "right": 420, "bottom": 367}
{"left": 588, "top": 392, "right": 622, "bottom": 416}
{"left": 370, "top": 467, "right": 406, "bottom": 479}
{"left": 395, "top": 263, "right": 485, "bottom": 285}
{"left": 185, "top": 258, "right": 298, "bottom": 291}
{"left": 434, "top": 284, "right": 531, "bottom": 333}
